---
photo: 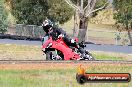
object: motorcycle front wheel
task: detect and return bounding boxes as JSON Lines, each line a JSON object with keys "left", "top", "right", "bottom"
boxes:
{"left": 84, "top": 50, "right": 95, "bottom": 60}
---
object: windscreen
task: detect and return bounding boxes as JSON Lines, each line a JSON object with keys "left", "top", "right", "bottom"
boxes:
{"left": 42, "top": 35, "right": 49, "bottom": 45}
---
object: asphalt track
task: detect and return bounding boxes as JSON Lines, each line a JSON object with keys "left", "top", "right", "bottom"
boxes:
{"left": 0, "top": 39, "right": 132, "bottom": 54}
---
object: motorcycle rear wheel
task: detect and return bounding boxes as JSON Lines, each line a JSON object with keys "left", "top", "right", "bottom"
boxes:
{"left": 46, "top": 51, "right": 64, "bottom": 60}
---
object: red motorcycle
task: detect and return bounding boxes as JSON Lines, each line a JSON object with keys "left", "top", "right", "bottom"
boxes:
{"left": 41, "top": 35, "right": 95, "bottom": 60}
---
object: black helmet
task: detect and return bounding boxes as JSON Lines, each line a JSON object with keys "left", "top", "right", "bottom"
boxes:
{"left": 42, "top": 19, "right": 53, "bottom": 33}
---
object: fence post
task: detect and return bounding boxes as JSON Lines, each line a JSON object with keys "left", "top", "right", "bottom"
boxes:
{"left": 115, "top": 32, "right": 121, "bottom": 45}
{"left": 32, "top": 25, "right": 35, "bottom": 37}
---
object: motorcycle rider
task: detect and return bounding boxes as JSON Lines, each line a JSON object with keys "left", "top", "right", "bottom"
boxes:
{"left": 42, "top": 19, "right": 85, "bottom": 54}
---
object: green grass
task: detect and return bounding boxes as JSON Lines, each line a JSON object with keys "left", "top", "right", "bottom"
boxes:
{"left": 92, "top": 51, "right": 132, "bottom": 61}
{"left": 93, "top": 54, "right": 124, "bottom": 60}
{"left": 0, "top": 44, "right": 131, "bottom": 61}
{"left": 0, "top": 64, "right": 132, "bottom": 87}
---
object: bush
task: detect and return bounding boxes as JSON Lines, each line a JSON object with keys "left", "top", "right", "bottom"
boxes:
{"left": 0, "top": 1, "right": 8, "bottom": 34}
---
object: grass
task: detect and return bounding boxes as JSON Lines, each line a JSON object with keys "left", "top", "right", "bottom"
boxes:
{"left": 60, "top": 18, "right": 131, "bottom": 45}
{"left": 0, "top": 44, "right": 131, "bottom": 61}
{"left": 92, "top": 51, "right": 132, "bottom": 61}
{"left": 60, "top": 17, "right": 116, "bottom": 34}
{"left": 61, "top": 22, "right": 117, "bottom": 38}
{"left": 60, "top": 16, "right": 116, "bottom": 35}
{"left": 93, "top": 54, "right": 124, "bottom": 60}
{"left": 0, "top": 44, "right": 44, "bottom": 60}
{"left": 62, "top": 22, "right": 130, "bottom": 45}
{"left": 0, "top": 64, "right": 132, "bottom": 87}
{"left": 59, "top": 17, "right": 117, "bottom": 45}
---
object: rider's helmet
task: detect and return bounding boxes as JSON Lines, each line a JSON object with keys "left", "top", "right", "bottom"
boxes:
{"left": 42, "top": 19, "right": 53, "bottom": 33}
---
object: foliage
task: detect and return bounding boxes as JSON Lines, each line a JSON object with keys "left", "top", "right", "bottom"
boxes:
{"left": 9, "top": 0, "right": 73, "bottom": 25}
{"left": 113, "top": 0, "right": 132, "bottom": 30}
{"left": 0, "top": 0, "right": 8, "bottom": 34}
{"left": 70, "top": 0, "right": 108, "bottom": 17}
{"left": 92, "top": 0, "right": 108, "bottom": 16}
{"left": 47, "top": 0, "right": 74, "bottom": 24}
{"left": 95, "top": 0, "right": 108, "bottom": 9}
{"left": 113, "top": 0, "right": 132, "bottom": 45}
{"left": 89, "top": 9, "right": 116, "bottom": 24}
{"left": 70, "top": 0, "right": 107, "bottom": 8}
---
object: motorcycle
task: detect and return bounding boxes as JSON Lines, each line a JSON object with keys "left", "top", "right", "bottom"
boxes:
{"left": 41, "top": 35, "right": 95, "bottom": 60}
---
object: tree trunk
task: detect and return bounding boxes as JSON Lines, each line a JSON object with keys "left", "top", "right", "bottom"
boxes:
{"left": 127, "top": 30, "right": 132, "bottom": 45}
{"left": 78, "top": 17, "right": 88, "bottom": 43}
{"left": 73, "top": 0, "right": 79, "bottom": 38}
{"left": 73, "top": 11, "right": 78, "bottom": 37}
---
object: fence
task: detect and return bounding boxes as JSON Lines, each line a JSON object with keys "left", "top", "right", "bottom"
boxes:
{"left": 87, "top": 29, "right": 132, "bottom": 45}
{"left": 6, "top": 24, "right": 132, "bottom": 45}
{"left": 7, "top": 24, "right": 45, "bottom": 38}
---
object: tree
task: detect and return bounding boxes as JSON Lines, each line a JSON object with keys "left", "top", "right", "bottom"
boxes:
{"left": 47, "top": 0, "right": 74, "bottom": 24}
{"left": 0, "top": 0, "right": 7, "bottom": 34}
{"left": 9, "top": 0, "right": 73, "bottom": 25}
{"left": 113, "top": 0, "right": 132, "bottom": 45}
{"left": 65, "top": 0, "right": 109, "bottom": 42}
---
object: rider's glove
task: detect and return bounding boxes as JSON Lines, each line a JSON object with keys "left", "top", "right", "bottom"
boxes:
{"left": 58, "top": 34, "right": 64, "bottom": 38}
{"left": 71, "top": 39, "right": 79, "bottom": 48}
{"left": 71, "top": 39, "right": 75, "bottom": 43}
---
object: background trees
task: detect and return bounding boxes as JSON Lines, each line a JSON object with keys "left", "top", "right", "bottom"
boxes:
{"left": 65, "top": 0, "right": 109, "bottom": 42}
{"left": 0, "top": 0, "right": 7, "bottom": 34}
{"left": 9, "top": 0, "right": 73, "bottom": 25}
{"left": 113, "top": 0, "right": 132, "bottom": 45}
{"left": 3, "top": 0, "right": 132, "bottom": 45}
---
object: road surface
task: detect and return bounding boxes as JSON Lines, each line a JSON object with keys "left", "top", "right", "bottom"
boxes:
{"left": 0, "top": 39, "right": 132, "bottom": 54}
